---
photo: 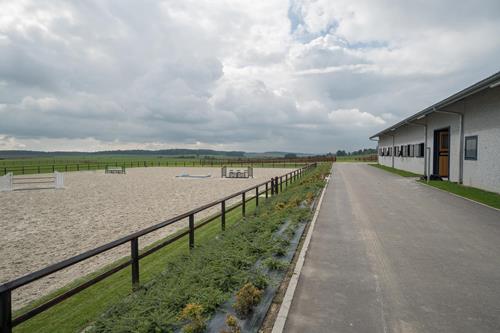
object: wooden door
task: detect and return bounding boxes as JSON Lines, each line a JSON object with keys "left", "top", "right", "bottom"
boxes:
{"left": 438, "top": 131, "right": 449, "bottom": 177}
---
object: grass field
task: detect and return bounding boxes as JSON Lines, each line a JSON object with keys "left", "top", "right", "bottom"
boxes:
{"left": 11, "top": 163, "right": 331, "bottom": 333}
{"left": 335, "top": 154, "right": 377, "bottom": 162}
{"left": 419, "top": 180, "right": 500, "bottom": 210}
{"left": 369, "top": 163, "right": 422, "bottom": 177}
{"left": 0, "top": 155, "right": 310, "bottom": 176}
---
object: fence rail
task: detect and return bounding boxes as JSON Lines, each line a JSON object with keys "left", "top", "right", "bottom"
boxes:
{"left": 0, "top": 163, "right": 318, "bottom": 332}
{"left": 0, "top": 157, "right": 334, "bottom": 176}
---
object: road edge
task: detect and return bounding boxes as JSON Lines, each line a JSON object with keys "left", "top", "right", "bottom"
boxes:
{"left": 271, "top": 168, "right": 332, "bottom": 333}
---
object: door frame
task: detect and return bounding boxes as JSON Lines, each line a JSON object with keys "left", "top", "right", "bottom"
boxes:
{"left": 433, "top": 126, "right": 450, "bottom": 178}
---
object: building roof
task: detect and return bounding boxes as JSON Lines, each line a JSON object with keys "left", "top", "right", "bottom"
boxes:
{"left": 369, "top": 70, "right": 500, "bottom": 139}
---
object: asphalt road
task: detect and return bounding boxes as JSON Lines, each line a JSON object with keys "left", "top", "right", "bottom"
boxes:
{"left": 284, "top": 163, "right": 500, "bottom": 333}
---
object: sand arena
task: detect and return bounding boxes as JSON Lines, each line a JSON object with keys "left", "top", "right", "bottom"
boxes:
{"left": 0, "top": 167, "right": 291, "bottom": 308}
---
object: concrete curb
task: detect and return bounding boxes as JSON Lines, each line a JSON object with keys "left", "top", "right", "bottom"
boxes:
{"left": 271, "top": 171, "right": 332, "bottom": 333}
{"left": 417, "top": 180, "right": 500, "bottom": 212}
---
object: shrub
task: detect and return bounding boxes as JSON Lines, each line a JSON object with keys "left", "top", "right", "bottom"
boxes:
{"left": 220, "top": 314, "right": 241, "bottom": 333}
{"left": 263, "top": 258, "right": 288, "bottom": 271}
{"left": 273, "top": 246, "right": 287, "bottom": 257}
{"left": 233, "top": 283, "right": 262, "bottom": 318}
{"left": 178, "top": 303, "right": 206, "bottom": 333}
{"left": 248, "top": 271, "right": 269, "bottom": 290}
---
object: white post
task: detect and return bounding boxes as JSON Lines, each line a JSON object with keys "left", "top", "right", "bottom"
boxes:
{"left": 426, "top": 147, "right": 431, "bottom": 183}
{"left": 55, "top": 171, "right": 64, "bottom": 189}
{"left": 0, "top": 172, "right": 13, "bottom": 192}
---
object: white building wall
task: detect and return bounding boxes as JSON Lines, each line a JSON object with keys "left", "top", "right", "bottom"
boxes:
{"left": 460, "top": 87, "right": 500, "bottom": 192}
{"left": 376, "top": 85, "right": 500, "bottom": 193}
{"left": 377, "top": 127, "right": 425, "bottom": 175}
{"left": 393, "top": 125, "right": 425, "bottom": 175}
{"left": 378, "top": 135, "right": 393, "bottom": 167}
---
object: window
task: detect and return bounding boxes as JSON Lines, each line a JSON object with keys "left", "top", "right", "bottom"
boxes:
{"left": 465, "top": 136, "right": 478, "bottom": 160}
{"left": 416, "top": 143, "right": 425, "bottom": 158}
{"left": 388, "top": 147, "right": 392, "bottom": 156}
{"left": 409, "top": 144, "right": 414, "bottom": 157}
{"left": 379, "top": 148, "right": 383, "bottom": 156}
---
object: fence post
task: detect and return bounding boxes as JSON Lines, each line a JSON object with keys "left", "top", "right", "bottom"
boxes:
{"left": 270, "top": 179, "right": 274, "bottom": 195}
{"left": 221, "top": 201, "right": 226, "bottom": 231}
{"left": 274, "top": 177, "right": 279, "bottom": 193}
{"left": 131, "top": 237, "right": 139, "bottom": 290}
{"left": 265, "top": 182, "right": 269, "bottom": 198}
{"left": 0, "top": 290, "right": 12, "bottom": 333}
{"left": 280, "top": 176, "right": 283, "bottom": 192}
{"left": 242, "top": 192, "right": 246, "bottom": 217}
{"left": 189, "top": 214, "right": 195, "bottom": 249}
{"left": 255, "top": 186, "right": 259, "bottom": 207}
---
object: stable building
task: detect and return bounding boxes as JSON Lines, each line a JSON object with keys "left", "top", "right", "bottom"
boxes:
{"left": 369, "top": 71, "right": 500, "bottom": 193}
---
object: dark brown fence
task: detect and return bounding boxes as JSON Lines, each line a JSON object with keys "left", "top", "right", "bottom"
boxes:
{"left": 0, "top": 163, "right": 317, "bottom": 332}
{"left": 0, "top": 157, "right": 333, "bottom": 176}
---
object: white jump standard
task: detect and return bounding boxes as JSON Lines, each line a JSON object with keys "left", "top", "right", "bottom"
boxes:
{"left": 0, "top": 172, "right": 64, "bottom": 191}
{"left": 221, "top": 166, "right": 253, "bottom": 178}
{"left": 105, "top": 166, "right": 126, "bottom": 174}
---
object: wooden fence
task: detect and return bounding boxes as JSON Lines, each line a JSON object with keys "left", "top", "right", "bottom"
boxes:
{"left": 0, "top": 163, "right": 318, "bottom": 332}
{"left": 0, "top": 157, "right": 334, "bottom": 176}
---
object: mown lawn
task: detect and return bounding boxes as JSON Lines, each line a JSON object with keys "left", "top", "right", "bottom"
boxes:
{"left": 13, "top": 163, "right": 331, "bottom": 333}
{"left": 419, "top": 180, "right": 500, "bottom": 210}
{"left": 369, "top": 163, "right": 421, "bottom": 177}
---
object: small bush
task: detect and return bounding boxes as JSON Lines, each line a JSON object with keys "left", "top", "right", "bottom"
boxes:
{"left": 273, "top": 246, "right": 287, "bottom": 257}
{"left": 220, "top": 314, "right": 241, "bottom": 333}
{"left": 275, "top": 202, "right": 286, "bottom": 210}
{"left": 233, "top": 283, "right": 262, "bottom": 318}
{"left": 178, "top": 303, "right": 206, "bottom": 333}
{"left": 263, "top": 258, "right": 288, "bottom": 271}
{"left": 306, "top": 191, "right": 315, "bottom": 204}
{"left": 248, "top": 271, "right": 269, "bottom": 290}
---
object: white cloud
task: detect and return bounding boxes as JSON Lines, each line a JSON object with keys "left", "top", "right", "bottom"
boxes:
{"left": 328, "top": 108, "right": 385, "bottom": 127}
{"left": 0, "top": 0, "right": 499, "bottom": 153}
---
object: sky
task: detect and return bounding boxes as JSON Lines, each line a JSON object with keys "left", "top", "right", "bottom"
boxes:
{"left": 0, "top": 0, "right": 499, "bottom": 153}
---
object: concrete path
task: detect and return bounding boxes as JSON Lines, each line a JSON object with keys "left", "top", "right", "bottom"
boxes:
{"left": 283, "top": 163, "right": 500, "bottom": 333}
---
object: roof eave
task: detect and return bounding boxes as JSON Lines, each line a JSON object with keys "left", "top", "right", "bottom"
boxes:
{"left": 369, "top": 71, "right": 500, "bottom": 139}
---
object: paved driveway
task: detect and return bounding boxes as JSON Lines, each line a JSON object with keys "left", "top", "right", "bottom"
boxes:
{"left": 284, "top": 163, "right": 500, "bottom": 333}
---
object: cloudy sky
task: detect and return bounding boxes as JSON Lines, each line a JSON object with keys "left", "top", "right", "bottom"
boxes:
{"left": 0, "top": 0, "right": 499, "bottom": 153}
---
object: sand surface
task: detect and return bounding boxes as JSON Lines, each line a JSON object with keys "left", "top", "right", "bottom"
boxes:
{"left": 0, "top": 167, "right": 291, "bottom": 308}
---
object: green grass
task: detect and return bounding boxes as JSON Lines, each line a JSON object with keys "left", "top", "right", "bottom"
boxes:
{"left": 12, "top": 163, "right": 331, "bottom": 333}
{"left": 419, "top": 180, "right": 500, "bottom": 210}
{"left": 0, "top": 155, "right": 308, "bottom": 176}
{"left": 335, "top": 155, "right": 377, "bottom": 162}
{"left": 13, "top": 202, "right": 254, "bottom": 333}
{"left": 369, "top": 163, "right": 421, "bottom": 177}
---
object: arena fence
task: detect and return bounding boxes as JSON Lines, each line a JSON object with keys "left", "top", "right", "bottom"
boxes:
{"left": 0, "top": 163, "right": 318, "bottom": 333}
{"left": 0, "top": 157, "right": 334, "bottom": 176}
